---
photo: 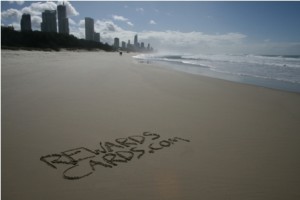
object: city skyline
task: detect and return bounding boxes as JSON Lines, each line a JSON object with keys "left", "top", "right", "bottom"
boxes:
{"left": 1, "top": 1, "right": 153, "bottom": 51}
{"left": 1, "top": 1, "right": 300, "bottom": 54}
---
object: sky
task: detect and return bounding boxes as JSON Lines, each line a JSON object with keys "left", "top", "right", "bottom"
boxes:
{"left": 1, "top": 0, "right": 300, "bottom": 55}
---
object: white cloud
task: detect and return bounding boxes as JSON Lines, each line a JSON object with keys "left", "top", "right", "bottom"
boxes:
{"left": 9, "top": 1, "right": 24, "bottom": 5}
{"left": 21, "top": 7, "right": 40, "bottom": 16}
{"left": 3, "top": 1, "right": 79, "bottom": 18}
{"left": 9, "top": 22, "right": 21, "bottom": 30}
{"left": 78, "top": 20, "right": 85, "bottom": 27}
{"left": 2, "top": 2, "right": 297, "bottom": 54}
{"left": 149, "top": 20, "right": 156, "bottom": 25}
{"left": 136, "top": 8, "right": 144, "bottom": 13}
{"left": 68, "top": 18, "right": 76, "bottom": 26}
{"left": 28, "top": 2, "right": 57, "bottom": 13}
{"left": 127, "top": 21, "right": 134, "bottom": 27}
{"left": 60, "top": 1, "right": 79, "bottom": 16}
{"left": 1, "top": 8, "right": 22, "bottom": 20}
{"left": 95, "top": 20, "right": 123, "bottom": 33}
{"left": 71, "top": 19, "right": 249, "bottom": 53}
{"left": 70, "top": 26, "right": 85, "bottom": 39}
{"left": 112, "top": 15, "right": 128, "bottom": 22}
{"left": 135, "top": 31, "right": 247, "bottom": 53}
{"left": 2, "top": 1, "right": 79, "bottom": 32}
{"left": 31, "top": 15, "right": 42, "bottom": 30}
{"left": 112, "top": 15, "right": 134, "bottom": 27}
{"left": 64, "top": 16, "right": 249, "bottom": 52}
{"left": 20, "top": 1, "right": 79, "bottom": 16}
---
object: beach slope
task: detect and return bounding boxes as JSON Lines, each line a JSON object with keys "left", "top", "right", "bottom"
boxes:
{"left": 2, "top": 50, "right": 300, "bottom": 200}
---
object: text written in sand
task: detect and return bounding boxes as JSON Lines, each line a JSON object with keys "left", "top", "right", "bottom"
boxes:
{"left": 40, "top": 132, "right": 190, "bottom": 180}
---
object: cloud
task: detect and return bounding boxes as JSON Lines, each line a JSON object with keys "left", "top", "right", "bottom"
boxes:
{"left": 3, "top": 2, "right": 297, "bottom": 54}
{"left": 2, "top": 1, "right": 79, "bottom": 32}
{"left": 72, "top": 19, "right": 248, "bottom": 53}
{"left": 95, "top": 20, "right": 123, "bottom": 33}
{"left": 59, "top": 1, "right": 79, "bottom": 16}
{"left": 149, "top": 20, "right": 156, "bottom": 25}
{"left": 66, "top": 17, "right": 249, "bottom": 52}
{"left": 20, "top": 1, "right": 79, "bottom": 16}
{"left": 21, "top": 7, "right": 40, "bottom": 16}
{"left": 1, "top": 8, "right": 22, "bottom": 20}
{"left": 31, "top": 15, "right": 42, "bottom": 30}
{"left": 134, "top": 31, "right": 247, "bottom": 53}
{"left": 68, "top": 18, "right": 76, "bottom": 26}
{"left": 2, "top": 1, "right": 79, "bottom": 18}
{"left": 136, "top": 8, "right": 144, "bottom": 13}
{"left": 28, "top": 2, "right": 57, "bottom": 13}
{"left": 9, "top": 1, "right": 24, "bottom": 5}
{"left": 112, "top": 15, "right": 134, "bottom": 27}
{"left": 127, "top": 21, "right": 134, "bottom": 27}
{"left": 9, "top": 22, "right": 21, "bottom": 30}
{"left": 112, "top": 15, "right": 128, "bottom": 22}
{"left": 78, "top": 19, "right": 85, "bottom": 27}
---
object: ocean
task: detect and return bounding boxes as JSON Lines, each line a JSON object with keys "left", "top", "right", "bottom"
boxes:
{"left": 133, "top": 53, "right": 300, "bottom": 93}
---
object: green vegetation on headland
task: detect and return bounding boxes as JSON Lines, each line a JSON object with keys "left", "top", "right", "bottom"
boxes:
{"left": 1, "top": 26, "right": 114, "bottom": 52}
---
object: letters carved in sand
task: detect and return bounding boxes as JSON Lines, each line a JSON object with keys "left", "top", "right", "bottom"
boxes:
{"left": 40, "top": 132, "right": 190, "bottom": 180}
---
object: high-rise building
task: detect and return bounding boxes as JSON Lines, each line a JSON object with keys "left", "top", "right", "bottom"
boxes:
{"left": 85, "top": 17, "right": 94, "bottom": 41}
{"left": 121, "top": 41, "right": 126, "bottom": 49}
{"left": 141, "top": 42, "right": 145, "bottom": 49}
{"left": 21, "top": 13, "right": 31, "bottom": 32}
{"left": 41, "top": 10, "right": 57, "bottom": 33}
{"left": 57, "top": 4, "right": 69, "bottom": 34}
{"left": 114, "top": 37, "right": 120, "bottom": 48}
{"left": 94, "top": 32, "right": 100, "bottom": 42}
{"left": 134, "top": 34, "right": 138, "bottom": 47}
{"left": 127, "top": 40, "right": 132, "bottom": 50}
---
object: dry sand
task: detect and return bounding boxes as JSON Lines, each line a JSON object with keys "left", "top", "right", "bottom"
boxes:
{"left": 2, "top": 50, "right": 300, "bottom": 200}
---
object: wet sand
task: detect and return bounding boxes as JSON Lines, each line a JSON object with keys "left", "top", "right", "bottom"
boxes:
{"left": 2, "top": 50, "right": 300, "bottom": 200}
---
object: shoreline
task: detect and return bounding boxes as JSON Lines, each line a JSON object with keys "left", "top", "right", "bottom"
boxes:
{"left": 2, "top": 50, "right": 300, "bottom": 200}
{"left": 133, "top": 55, "right": 300, "bottom": 94}
{"left": 136, "top": 58, "right": 300, "bottom": 95}
{"left": 4, "top": 48, "right": 298, "bottom": 94}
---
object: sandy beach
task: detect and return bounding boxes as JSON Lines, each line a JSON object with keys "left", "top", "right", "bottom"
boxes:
{"left": 2, "top": 50, "right": 300, "bottom": 200}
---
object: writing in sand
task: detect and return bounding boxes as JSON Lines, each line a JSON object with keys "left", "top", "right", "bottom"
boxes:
{"left": 40, "top": 132, "right": 190, "bottom": 180}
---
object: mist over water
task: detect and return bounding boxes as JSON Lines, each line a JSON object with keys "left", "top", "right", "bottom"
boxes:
{"left": 133, "top": 53, "right": 300, "bottom": 93}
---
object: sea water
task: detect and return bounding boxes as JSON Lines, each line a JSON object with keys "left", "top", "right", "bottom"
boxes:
{"left": 133, "top": 53, "right": 300, "bottom": 93}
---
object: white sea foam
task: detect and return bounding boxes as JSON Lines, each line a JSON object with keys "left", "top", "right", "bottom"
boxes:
{"left": 133, "top": 53, "right": 300, "bottom": 92}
